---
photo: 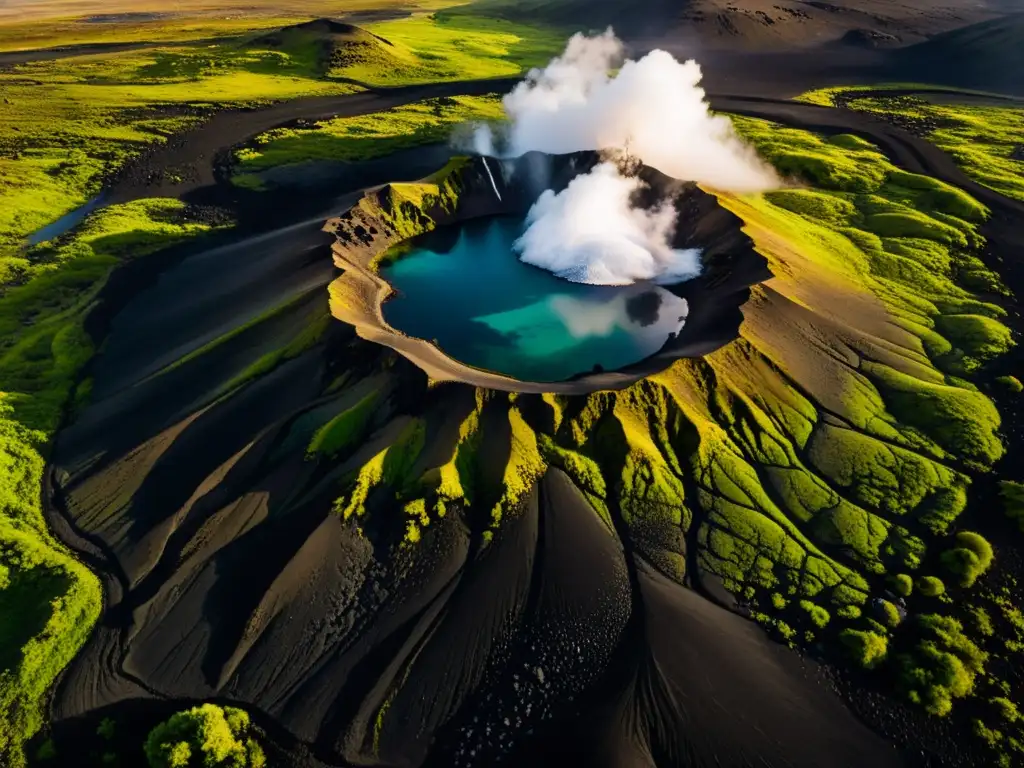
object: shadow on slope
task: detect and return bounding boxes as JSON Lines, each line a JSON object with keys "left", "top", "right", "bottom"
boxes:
{"left": 892, "top": 14, "right": 1024, "bottom": 95}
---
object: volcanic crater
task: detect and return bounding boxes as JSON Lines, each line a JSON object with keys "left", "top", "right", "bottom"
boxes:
{"left": 325, "top": 151, "right": 770, "bottom": 393}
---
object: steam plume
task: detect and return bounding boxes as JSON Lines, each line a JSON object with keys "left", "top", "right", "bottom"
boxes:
{"left": 473, "top": 29, "right": 778, "bottom": 286}
{"left": 515, "top": 162, "right": 701, "bottom": 286}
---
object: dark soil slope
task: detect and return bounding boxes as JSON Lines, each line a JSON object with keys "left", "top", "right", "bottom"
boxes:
{"left": 462, "top": 0, "right": 1002, "bottom": 47}
{"left": 894, "top": 14, "right": 1024, "bottom": 94}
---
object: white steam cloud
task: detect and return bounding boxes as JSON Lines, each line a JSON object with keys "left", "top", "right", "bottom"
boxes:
{"left": 474, "top": 29, "right": 778, "bottom": 286}
{"left": 516, "top": 162, "right": 701, "bottom": 286}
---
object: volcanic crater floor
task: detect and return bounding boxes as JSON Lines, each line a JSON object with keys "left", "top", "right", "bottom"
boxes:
{"left": 325, "top": 151, "right": 769, "bottom": 394}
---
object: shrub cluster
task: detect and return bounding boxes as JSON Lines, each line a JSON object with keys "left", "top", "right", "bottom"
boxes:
{"left": 897, "top": 614, "right": 987, "bottom": 716}
{"left": 917, "top": 576, "right": 946, "bottom": 597}
{"left": 145, "top": 704, "right": 265, "bottom": 768}
{"left": 891, "top": 574, "right": 913, "bottom": 597}
{"left": 941, "top": 531, "right": 994, "bottom": 587}
{"left": 840, "top": 628, "right": 888, "bottom": 669}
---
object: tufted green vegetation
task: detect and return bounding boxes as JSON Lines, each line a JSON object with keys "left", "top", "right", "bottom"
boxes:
{"left": 799, "top": 599, "right": 831, "bottom": 628}
{"left": 840, "top": 628, "right": 889, "bottom": 668}
{"left": 996, "top": 375, "right": 1023, "bottom": 394}
{"left": 898, "top": 614, "right": 987, "bottom": 716}
{"left": 917, "top": 576, "right": 946, "bottom": 597}
{"left": 796, "top": 88, "right": 1024, "bottom": 203}
{"left": 307, "top": 391, "right": 381, "bottom": 458}
{"left": 992, "top": 697, "right": 1021, "bottom": 723}
{"left": 878, "top": 599, "right": 903, "bottom": 628}
{"left": 941, "top": 531, "right": 995, "bottom": 587}
{"left": 0, "top": 198, "right": 219, "bottom": 767}
{"left": 233, "top": 95, "right": 504, "bottom": 188}
{"left": 144, "top": 704, "right": 265, "bottom": 768}
{"left": 891, "top": 573, "right": 914, "bottom": 597}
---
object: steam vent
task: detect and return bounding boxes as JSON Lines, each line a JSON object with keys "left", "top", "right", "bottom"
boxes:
{"left": 324, "top": 151, "right": 769, "bottom": 393}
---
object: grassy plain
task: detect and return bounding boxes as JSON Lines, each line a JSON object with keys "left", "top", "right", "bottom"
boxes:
{"left": 1, "top": 11, "right": 558, "bottom": 260}
{"left": 331, "top": 14, "right": 563, "bottom": 85}
{"left": 233, "top": 95, "right": 503, "bottom": 187}
{"left": 0, "top": 1, "right": 462, "bottom": 49}
{"left": 0, "top": 39, "right": 356, "bottom": 266}
{"left": 0, "top": 198, "right": 224, "bottom": 766}
{"left": 797, "top": 86, "right": 1024, "bottom": 203}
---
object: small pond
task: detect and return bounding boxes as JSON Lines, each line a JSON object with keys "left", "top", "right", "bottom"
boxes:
{"left": 380, "top": 216, "right": 692, "bottom": 382}
{"left": 27, "top": 195, "right": 106, "bottom": 246}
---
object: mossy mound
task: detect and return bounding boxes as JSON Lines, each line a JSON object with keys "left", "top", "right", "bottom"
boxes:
{"left": 247, "top": 19, "right": 398, "bottom": 79}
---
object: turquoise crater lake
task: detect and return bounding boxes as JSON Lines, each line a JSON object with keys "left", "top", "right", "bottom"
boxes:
{"left": 380, "top": 216, "right": 692, "bottom": 383}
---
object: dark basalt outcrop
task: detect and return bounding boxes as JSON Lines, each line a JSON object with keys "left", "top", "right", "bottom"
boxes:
{"left": 324, "top": 151, "right": 770, "bottom": 393}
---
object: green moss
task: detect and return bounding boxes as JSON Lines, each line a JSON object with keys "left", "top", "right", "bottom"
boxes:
{"left": 973, "top": 718, "right": 1004, "bottom": 748}
{"left": 969, "top": 606, "right": 995, "bottom": 637}
{"left": 221, "top": 310, "right": 331, "bottom": 393}
{"left": 335, "top": 418, "right": 427, "bottom": 520}
{"left": 996, "top": 376, "right": 1023, "bottom": 394}
{"left": 918, "top": 576, "right": 946, "bottom": 597}
{"left": 878, "top": 599, "right": 903, "bottom": 628}
{"left": 144, "top": 703, "right": 265, "bottom": 768}
{"left": 235, "top": 95, "right": 504, "bottom": 176}
{"left": 898, "top": 614, "right": 986, "bottom": 716}
{"left": 799, "top": 90, "right": 1024, "bottom": 203}
{"left": 763, "top": 189, "right": 856, "bottom": 226}
{"left": 935, "top": 314, "right": 1015, "bottom": 370}
{"left": 885, "top": 170, "right": 989, "bottom": 221}
{"left": 799, "top": 600, "right": 831, "bottom": 628}
{"left": 827, "top": 133, "right": 877, "bottom": 151}
{"left": 837, "top": 604, "right": 862, "bottom": 620}
{"left": 891, "top": 574, "right": 914, "bottom": 597}
{"left": 307, "top": 391, "right": 380, "bottom": 458}
{"left": 538, "top": 434, "right": 610, "bottom": 526}
{"left": 865, "top": 361, "right": 1003, "bottom": 469}
{"left": 863, "top": 211, "right": 967, "bottom": 246}
{"left": 941, "top": 531, "right": 995, "bottom": 587}
{"left": 840, "top": 629, "right": 888, "bottom": 668}
{"left": 488, "top": 407, "right": 546, "bottom": 529}
{"left": 992, "top": 697, "right": 1021, "bottom": 723}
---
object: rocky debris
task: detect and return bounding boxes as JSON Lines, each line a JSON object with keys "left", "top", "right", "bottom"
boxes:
{"left": 774, "top": 5, "right": 811, "bottom": 21}
{"left": 832, "top": 92, "right": 953, "bottom": 139}
{"left": 841, "top": 28, "right": 901, "bottom": 48}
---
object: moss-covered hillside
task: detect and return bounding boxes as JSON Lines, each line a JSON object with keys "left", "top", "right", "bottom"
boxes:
{"left": 314, "top": 120, "right": 1021, "bottom": 760}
